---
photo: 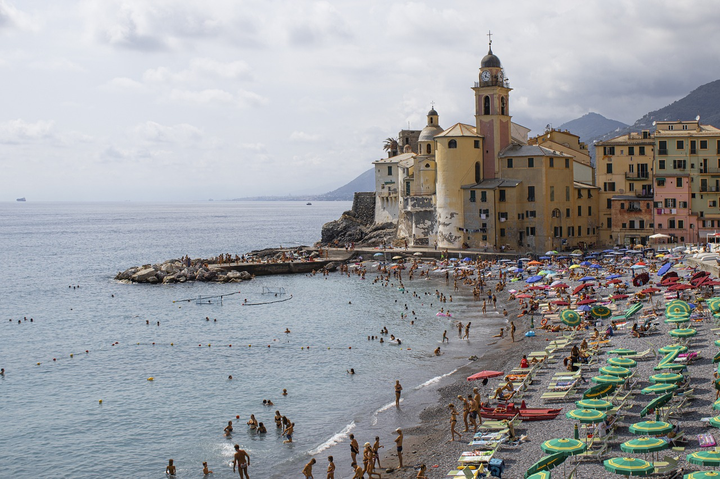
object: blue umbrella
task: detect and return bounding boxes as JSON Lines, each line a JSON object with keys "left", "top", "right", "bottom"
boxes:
{"left": 463, "top": 257, "right": 472, "bottom": 262}
{"left": 590, "top": 264, "right": 602, "bottom": 269}
{"left": 526, "top": 275, "right": 543, "bottom": 283}
{"left": 580, "top": 261, "right": 591, "bottom": 266}
{"left": 373, "top": 252, "right": 384, "bottom": 257}
{"left": 657, "top": 263, "right": 672, "bottom": 277}
{"left": 557, "top": 256, "right": 569, "bottom": 260}
{"left": 539, "top": 256, "right": 551, "bottom": 260}
{"left": 576, "top": 305, "right": 592, "bottom": 312}
{"left": 580, "top": 276, "right": 596, "bottom": 282}
{"left": 606, "top": 274, "right": 621, "bottom": 279}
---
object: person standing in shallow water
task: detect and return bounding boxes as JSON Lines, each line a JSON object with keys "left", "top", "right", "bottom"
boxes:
{"left": 233, "top": 444, "right": 250, "bottom": 479}
{"left": 394, "top": 380, "right": 402, "bottom": 407}
{"left": 394, "top": 428, "right": 404, "bottom": 468}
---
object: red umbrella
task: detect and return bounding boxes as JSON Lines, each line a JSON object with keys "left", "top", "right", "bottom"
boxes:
{"left": 633, "top": 273, "right": 650, "bottom": 286}
{"left": 641, "top": 287, "right": 660, "bottom": 294}
{"left": 691, "top": 275, "right": 713, "bottom": 286}
{"left": 552, "top": 300, "right": 570, "bottom": 306}
{"left": 703, "top": 280, "right": 720, "bottom": 286}
{"left": 577, "top": 298, "right": 597, "bottom": 305}
{"left": 572, "top": 284, "right": 592, "bottom": 295}
{"left": 660, "top": 278, "right": 679, "bottom": 286}
{"left": 608, "top": 279, "right": 623, "bottom": 284}
{"left": 552, "top": 283, "right": 570, "bottom": 289}
{"left": 467, "top": 371, "right": 503, "bottom": 381}
{"left": 516, "top": 294, "right": 533, "bottom": 299}
{"left": 668, "top": 283, "right": 692, "bottom": 291}
{"left": 610, "top": 294, "right": 629, "bottom": 300}
{"left": 528, "top": 285, "right": 547, "bottom": 290}
{"left": 661, "top": 272, "right": 679, "bottom": 281}
{"left": 691, "top": 271, "right": 710, "bottom": 281}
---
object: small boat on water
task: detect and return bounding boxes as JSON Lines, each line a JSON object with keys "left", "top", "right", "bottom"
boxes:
{"left": 306, "top": 202, "right": 312, "bottom": 205}
{"left": 479, "top": 402, "right": 561, "bottom": 421}
{"left": 16, "top": 197, "right": 26, "bottom": 202}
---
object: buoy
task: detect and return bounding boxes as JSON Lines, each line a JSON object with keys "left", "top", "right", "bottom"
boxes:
{"left": 137, "top": 342, "right": 139, "bottom": 345}
{"left": 85, "top": 350, "right": 88, "bottom": 353}
{"left": 36, "top": 362, "right": 41, "bottom": 365}
{"left": 267, "top": 345, "right": 270, "bottom": 348}
{"left": 70, "top": 353, "right": 73, "bottom": 358}
{"left": 199, "top": 344, "right": 202, "bottom": 347}
{"left": 171, "top": 343, "right": 174, "bottom": 346}
{"left": 152, "top": 342, "right": 155, "bottom": 345}
{"left": 99, "top": 399, "right": 102, "bottom": 404}
{"left": 301, "top": 347, "right": 304, "bottom": 350}
{"left": 236, "top": 415, "right": 240, "bottom": 419}
{"left": 248, "top": 345, "right": 251, "bottom": 347}
{"left": 208, "top": 344, "right": 211, "bottom": 347}
{"left": 147, "top": 377, "right": 154, "bottom": 381}
{"left": 349, "top": 347, "right": 352, "bottom": 349}
{"left": 53, "top": 358, "right": 56, "bottom": 361}
{"left": 328, "top": 347, "right": 330, "bottom": 350}
{"left": 228, "top": 344, "right": 232, "bottom": 347}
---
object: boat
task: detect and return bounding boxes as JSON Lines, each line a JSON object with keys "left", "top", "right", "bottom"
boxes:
{"left": 479, "top": 402, "right": 561, "bottom": 421}
{"left": 16, "top": 197, "right": 26, "bottom": 202}
{"left": 306, "top": 202, "right": 312, "bottom": 205}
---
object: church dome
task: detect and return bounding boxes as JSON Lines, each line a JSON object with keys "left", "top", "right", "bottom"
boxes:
{"left": 481, "top": 47, "right": 501, "bottom": 68}
{"left": 419, "top": 124, "right": 443, "bottom": 142}
{"left": 428, "top": 107, "right": 438, "bottom": 116}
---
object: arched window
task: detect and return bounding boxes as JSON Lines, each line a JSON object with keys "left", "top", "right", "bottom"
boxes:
{"left": 425, "top": 163, "right": 430, "bottom": 168}
{"left": 475, "top": 162, "right": 481, "bottom": 183}
{"left": 483, "top": 96, "right": 490, "bottom": 115}
{"left": 418, "top": 144, "right": 422, "bottom": 154}
{"left": 551, "top": 208, "right": 561, "bottom": 218}
{"left": 430, "top": 117, "right": 434, "bottom": 124}
{"left": 426, "top": 144, "right": 431, "bottom": 154}
{"left": 501, "top": 97, "right": 506, "bottom": 115}
{"left": 448, "top": 139, "right": 457, "bottom": 149}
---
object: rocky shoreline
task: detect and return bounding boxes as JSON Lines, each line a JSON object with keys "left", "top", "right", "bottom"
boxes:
{"left": 114, "top": 259, "right": 254, "bottom": 284}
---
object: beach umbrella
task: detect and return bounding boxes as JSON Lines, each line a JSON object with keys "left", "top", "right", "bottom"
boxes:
{"left": 566, "top": 408, "right": 607, "bottom": 424}
{"left": 629, "top": 420, "right": 674, "bottom": 435}
{"left": 526, "top": 472, "right": 551, "bottom": 479}
{"left": 552, "top": 283, "right": 570, "bottom": 289}
{"left": 608, "top": 358, "right": 636, "bottom": 369}
{"left": 610, "top": 294, "right": 629, "bottom": 300}
{"left": 569, "top": 264, "right": 582, "bottom": 269}
{"left": 552, "top": 300, "right": 570, "bottom": 306}
{"left": 684, "top": 471, "right": 720, "bottom": 479}
{"left": 640, "top": 392, "right": 674, "bottom": 418}
{"left": 603, "top": 457, "right": 654, "bottom": 476}
{"left": 649, "top": 373, "right": 683, "bottom": 384}
{"left": 560, "top": 309, "right": 581, "bottom": 327}
{"left": 580, "top": 276, "right": 596, "bottom": 282}
{"left": 714, "top": 350, "right": 720, "bottom": 364}
{"left": 620, "top": 437, "right": 668, "bottom": 454}
{"left": 580, "top": 261, "right": 591, "bottom": 266}
{"left": 576, "top": 305, "right": 593, "bottom": 312}
{"left": 687, "top": 450, "right": 720, "bottom": 466}
{"left": 541, "top": 438, "right": 587, "bottom": 456}
{"left": 373, "top": 252, "right": 384, "bottom": 257}
{"left": 607, "top": 274, "right": 622, "bottom": 279}
{"left": 625, "top": 303, "right": 643, "bottom": 319}
{"left": 716, "top": 339, "right": 720, "bottom": 347}
{"left": 592, "top": 374, "right": 625, "bottom": 385}
{"left": 599, "top": 365, "right": 632, "bottom": 377}
{"left": 582, "top": 383, "right": 616, "bottom": 399}
{"left": 577, "top": 298, "right": 597, "bottom": 305}
{"left": 713, "top": 399, "right": 720, "bottom": 411}
{"left": 657, "top": 263, "right": 672, "bottom": 276}
{"left": 467, "top": 371, "right": 504, "bottom": 381}
{"left": 709, "top": 416, "right": 720, "bottom": 428}
{"left": 609, "top": 348, "right": 637, "bottom": 356}
{"left": 609, "top": 279, "right": 624, "bottom": 284}
{"left": 575, "top": 398, "right": 614, "bottom": 411}
{"left": 641, "top": 383, "right": 678, "bottom": 394}
{"left": 668, "top": 328, "right": 697, "bottom": 338}
{"left": 664, "top": 316, "right": 690, "bottom": 324}
{"left": 524, "top": 452, "right": 567, "bottom": 478}
{"left": 633, "top": 273, "right": 650, "bottom": 286}
{"left": 392, "top": 255, "right": 403, "bottom": 260}
{"left": 526, "top": 275, "right": 543, "bottom": 283}
{"left": 591, "top": 305, "right": 612, "bottom": 318}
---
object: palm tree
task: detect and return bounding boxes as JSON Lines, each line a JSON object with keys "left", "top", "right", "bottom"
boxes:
{"left": 383, "top": 137, "right": 399, "bottom": 157}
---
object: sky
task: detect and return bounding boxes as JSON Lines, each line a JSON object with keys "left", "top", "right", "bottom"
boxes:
{"left": 2, "top": 0, "right": 720, "bottom": 201}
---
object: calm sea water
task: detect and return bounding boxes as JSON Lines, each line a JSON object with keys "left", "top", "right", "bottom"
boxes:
{"left": 0, "top": 202, "right": 505, "bottom": 478}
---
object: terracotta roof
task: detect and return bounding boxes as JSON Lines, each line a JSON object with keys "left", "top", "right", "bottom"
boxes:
{"left": 435, "top": 123, "right": 480, "bottom": 138}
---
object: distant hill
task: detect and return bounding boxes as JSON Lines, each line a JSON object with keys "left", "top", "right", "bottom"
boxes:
{"left": 232, "top": 167, "right": 375, "bottom": 201}
{"left": 557, "top": 112, "right": 628, "bottom": 145}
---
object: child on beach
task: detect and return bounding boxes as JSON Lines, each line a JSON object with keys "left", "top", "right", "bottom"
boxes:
{"left": 202, "top": 462, "right": 213, "bottom": 475}
{"left": 326, "top": 456, "right": 335, "bottom": 479}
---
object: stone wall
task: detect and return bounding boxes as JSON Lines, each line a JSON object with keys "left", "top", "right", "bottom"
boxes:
{"left": 352, "top": 192, "right": 376, "bottom": 226}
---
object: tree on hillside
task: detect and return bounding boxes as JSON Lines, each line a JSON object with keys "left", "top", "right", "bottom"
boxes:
{"left": 383, "top": 137, "right": 399, "bottom": 157}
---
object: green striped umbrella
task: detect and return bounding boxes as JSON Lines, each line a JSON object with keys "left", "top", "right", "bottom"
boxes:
{"left": 658, "top": 344, "right": 688, "bottom": 354}
{"left": 713, "top": 399, "right": 720, "bottom": 411}
{"left": 582, "top": 383, "right": 616, "bottom": 399}
{"left": 706, "top": 297, "right": 720, "bottom": 312}
{"left": 591, "top": 305, "right": 612, "bottom": 318}
{"left": 608, "top": 357, "right": 637, "bottom": 368}
{"left": 629, "top": 420, "right": 674, "bottom": 435}
{"left": 654, "top": 350, "right": 680, "bottom": 370}
{"left": 524, "top": 452, "right": 566, "bottom": 478}
{"left": 649, "top": 372, "right": 684, "bottom": 384}
{"left": 709, "top": 416, "right": 720, "bottom": 428}
{"left": 609, "top": 348, "right": 637, "bottom": 356}
{"left": 625, "top": 303, "right": 643, "bottom": 319}
{"left": 566, "top": 408, "right": 607, "bottom": 424}
{"left": 669, "top": 328, "right": 697, "bottom": 338}
{"left": 641, "top": 383, "right": 678, "bottom": 394}
{"left": 575, "top": 398, "right": 613, "bottom": 411}
{"left": 715, "top": 339, "right": 720, "bottom": 347}
{"left": 620, "top": 437, "right": 668, "bottom": 454}
{"left": 525, "top": 472, "right": 551, "bottom": 479}
{"left": 687, "top": 450, "right": 720, "bottom": 466}
{"left": 600, "top": 365, "right": 632, "bottom": 377}
{"left": 664, "top": 316, "right": 690, "bottom": 324}
{"left": 541, "top": 438, "right": 587, "bottom": 455}
{"left": 640, "top": 392, "right": 674, "bottom": 417}
{"left": 603, "top": 457, "right": 654, "bottom": 476}
{"left": 591, "top": 374, "right": 626, "bottom": 385}
{"left": 684, "top": 471, "right": 720, "bottom": 479}
{"left": 560, "top": 309, "right": 581, "bottom": 327}
{"left": 666, "top": 300, "right": 691, "bottom": 315}
{"left": 713, "top": 350, "right": 720, "bottom": 364}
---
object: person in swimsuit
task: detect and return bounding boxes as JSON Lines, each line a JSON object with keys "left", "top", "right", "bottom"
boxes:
{"left": 257, "top": 422, "right": 267, "bottom": 434}
{"left": 166, "top": 459, "right": 176, "bottom": 476}
{"left": 326, "top": 456, "right": 335, "bottom": 479}
{"left": 449, "top": 403, "right": 460, "bottom": 441}
{"left": 372, "top": 436, "right": 383, "bottom": 468}
{"left": 302, "top": 458, "right": 316, "bottom": 478}
{"left": 283, "top": 422, "right": 294, "bottom": 443}
{"left": 224, "top": 420, "right": 233, "bottom": 437}
{"left": 247, "top": 414, "right": 258, "bottom": 430}
{"left": 395, "top": 428, "right": 404, "bottom": 468}
{"left": 202, "top": 461, "right": 213, "bottom": 475}
{"left": 349, "top": 434, "right": 359, "bottom": 463}
{"left": 351, "top": 462, "right": 364, "bottom": 479}
{"left": 232, "top": 444, "right": 250, "bottom": 479}
{"left": 394, "top": 380, "right": 402, "bottom": 407}
{"left": 416, "top": 464, "right": 427, "bottom": 478}
{"left": 458, "top": 395, "right": 470, "bottom": 432}
{"left": 274, "top": 411, "right": 282, "bottom": 428}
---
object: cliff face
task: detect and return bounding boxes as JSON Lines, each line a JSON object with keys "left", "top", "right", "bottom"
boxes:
{"left": 320, "top": 192, "right": 396, "bottom": 246}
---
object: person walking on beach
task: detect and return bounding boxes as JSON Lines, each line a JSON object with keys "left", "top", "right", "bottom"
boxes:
{"left": 458, "top": 395, "right": 470, "bottom": 432}
{"left": 510, "top": 321, "right": 516, "bottom": 342}
{"left": 232, "top": 445, "right": 250, "bottom": 479}
{"left": 394, "top": 428, "right": 404, "bottom": 468}
{"left": 457, "top": 321, "right": 463, "bottom": 338}
{"left": 326, "top": 456, "right": 335, "bottom": 479}
{"left": 372, "top": 436, "right": 383, "bottom": 468}
{"left": 463, "top": 322, "right": 471, "bottom": 339}
{"left": 449, "top": 403, "right": 460, "bottom": 441}
{"left": 394, "top": 380, "right": 403, "bottom": 407}
{"left": 302, "top": 458, "right": 316, "bottom": 478}
{"left": 349, "top": 434, "right": 359, "bottom": 464}
{"left": 472, "top": 388, "right": 483, "bottom": 426}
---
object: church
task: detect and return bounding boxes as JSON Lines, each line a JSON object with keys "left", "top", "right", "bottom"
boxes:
{"left": 373, "top": 40, "right": 600, "bottom": 253}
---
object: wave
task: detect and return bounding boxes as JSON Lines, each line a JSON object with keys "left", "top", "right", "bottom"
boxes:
{"left": 413, "top": 366, "right": 462, "bottom": 390}
{"left": 308, "top": 421, "right": 355, "bottom": 456}
{"left": 370, "top": 400, "right": 401, "bottom": 426}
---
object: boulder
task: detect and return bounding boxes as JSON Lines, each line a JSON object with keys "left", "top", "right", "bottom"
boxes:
{"left": 162, "top": 275, "right": 177, "bottom": 284}
{"left": 132, "top": 267, "right": 158, "bottom": 282}
{"left": 226, "top": 271, "right": 242, "bottom": 280}
{"left": 115, "top": 267, "right": 139, "bottom": 281}
{"left": 239, "top": 271, "right": 252, "bottom": 280}
{"left": 147, "top": 276, "right": 159, "bottom": 284}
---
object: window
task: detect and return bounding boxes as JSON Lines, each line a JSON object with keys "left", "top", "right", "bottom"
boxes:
{"left": 606, "top": 163, "right": 613, "bottom": 173}
{"left": 479, "top": 208, "right": 489, "bottom": 217}
{"left": 474, "top": 140, "right": 480, "bottom": 149}
{"left": 566, "top": 208, "right": 571, "bottom": 218}
{"left": 669, "top": 125, "right": 674, "bottom": 130}
{"left": 603, "top": 182, "right": 616, "bottom": 192}
{"left": 405, "top": 181, "right": 410, "bottom": 196}
{"left": 664, "top": 198, "right": 677, "bottom": 208}
{"left": 550, "top": 186, "right": 554, "bottom": 201}
{"left": 527, "top": 210, "right": 537, "bottom": 218}
{"left": 620, "top": 202, "right": 625, "bottom": 210}
{"left": 622, "top": 223, "right": 627, "bottom": 229}
{"left": 480, "top": 191, "right": 487, "bottom": 202}
{"left": 568, "top": 226, "right": 574, "bottom": 237}
{"left": 549, "top": 158, "right": 554, "bottom": 167}
{"left": 604, "top": 146, "right": 616, "bottom": 155}
{"left": 426, "top": 144, "right": 431, "bottom": 154}
{"left": 628, "top": 182, "right": 635, "bottom": 192}
{"left": 483, "top": 96, "right": 490, "bottom": 115}
{"left": 679, "top": 220, "right": 685, "bottom": 229}
{"left": 501, "top": 97, "right": 506, "bottom": 115}
{"left": 607, "top": 218, "right": 612, "bottom": 228}
{"left": 566, "top": 186, "right": 570, "bottom": 201}
{"left": 499, "top": 190, "right": 506, "bottom": 202}
{"left": 577, "top": 205, "right": 582, "bottom": 217}
{"left": 656, "top": 178, "right": 665, "bottom": 187}
{"left": 659, "top": 140, "right": 667, "bottom": 155}
{"left": 469, "top": 191, "right": 476, "bottom": 202}
{"left": 500, "top": 228, "right": 506, "bottom": 237}
{"left": 527, "top": 186, "right": 535, "bottom": 202}
{"left": 629, "top": 220, "right": 636, "bottom": 229}
{"left": 668, "top": 219, "right": 676, "bottom": 229}
{"left": 498, "top": 212, "right": 508, "bottom": 221}
{"left": 588, "top": 206, "right": 592, "bottom": 216}
{"left": 527, "top": 227, "right": 536, "bottom": 236}
{"left": 551, "top": 208, "right": 561, "bottom": 218}
{"left": 639, "top": 220, "right": 645, "bottom": 229}
{"left": 639, "top": 146, "right": 646, "bottom": 155}
{"left": 710, "top": 200, "right": 718, "bottom": 208}
{"left": 677, "top": 140, "right": 684, "bottom": 150}
{"left": 507, "top": 158, "right": 513, "bottom": 168}
{"left": 677, "top": 177, "right": 683, "bottom": 187}
{"left": 606, "top": 199, "right": 612, "bottom": 209}
{"left": 387, "top": 166, "right": 392, "bottom": 175}
{"left": 659, "top": 160, "right": 666, "bottom": 170}
{"left": 528, "top": 157, "right": 534, "bottom": 167}
{"left": 448, "top": 139, "right": 457, "bottom": 149}
{"left": 565, "top": 158, "right": 570, "bottom": 168}
{"left": 518, "top": 213, "right": 524, "bottom": 220}
{"left": 701, "top": 140, "right": 708, "bottom": 150}
{"left": 553, "top": 226, "right": 563, "bottom": 237}
{"left": 628, "top": 146, "right": 635, "bottom": 156}
{"left": 690, "top": 140, "right": 697, "bottom": 154}
{"left": 673, "top": 160, "right": 686, "bottom": 169}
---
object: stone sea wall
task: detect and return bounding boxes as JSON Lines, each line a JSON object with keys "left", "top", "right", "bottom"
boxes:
{"left": 321, "top": 191, "right": 397, "bottom": 246}
{"left": 115, "top": 260, "right": 252, "bottom": 284}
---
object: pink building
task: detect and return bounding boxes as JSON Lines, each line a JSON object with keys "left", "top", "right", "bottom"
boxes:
{"left": 652, "top": 175, "right": 697, "bottom": 243}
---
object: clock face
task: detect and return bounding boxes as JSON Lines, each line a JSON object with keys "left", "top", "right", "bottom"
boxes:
{"left": 481, "top": 70, "right": 490, "bottom": 82}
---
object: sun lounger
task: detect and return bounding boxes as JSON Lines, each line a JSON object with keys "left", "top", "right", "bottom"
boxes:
{"left": 652, "top": 456, "right": 679, "bottom": 474}
{"left": 541, "top": 388, "right": 576, "bottom": 402}
{"left": 625, "top": 348, "right": 655, "bottom": 360}
{"left": 457, "top": 450, "right": 495, "bottom": 464}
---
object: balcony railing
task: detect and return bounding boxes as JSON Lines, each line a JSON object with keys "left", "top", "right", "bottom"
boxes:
{"left": 700, "top": 186, "right": 720, "bottom": 193}
{"left": 625, "top": 171, "right": 649, "bottom": 180}
{"left": 527, "top": 196, "right": 535, "bottom": 202}
{"left": 658, "top": 149, "right": 668, "bottom": 155}
{"left": 635, "top": 190, "right": 653, "bottom": 198}
{"left": 700, "top": 167, "right": 720, "bottom": 174}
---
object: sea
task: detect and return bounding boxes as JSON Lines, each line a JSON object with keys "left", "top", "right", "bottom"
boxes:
{"left": 0, "top": 201, "right": 508, "bottom": 478}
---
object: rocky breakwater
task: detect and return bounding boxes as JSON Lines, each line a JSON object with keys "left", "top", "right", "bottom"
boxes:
{"left": 321, "top": 192, "right": 396, "bottom": 246}
{"left": 115, "top": 260, "right": 252, "bottom": 284}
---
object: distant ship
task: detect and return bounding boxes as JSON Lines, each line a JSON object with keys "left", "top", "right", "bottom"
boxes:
{"left": 16, "top": 197, "right": 26, "bottom": 202}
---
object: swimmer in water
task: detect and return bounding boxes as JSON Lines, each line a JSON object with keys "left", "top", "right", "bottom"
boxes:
{"left": 347, "top": 368, "right": 355, "bottom": 375}
{"left": 247, "top": 414, "right": 258, "bottom": 430}
{"left": 224, "top": 420, "right": 233, "bottom": 436}
{"left": 257, "top": 422, "right": 267, "bottom": 433}
{"left": 202, "top": 461, "right": 213, "bottom": 475}
{"left": 283, "top": 422, "right": 294, "bottom": 443}
{"left": 166, "top": 459, "right": 176, "bottom": 476}
{"left": 282, "top": 388, "right": 288, "bottom": 396}
{"left": 266, "top": 399, "right": 273, "bottom": 406}
{"left": 434, "top": 347, "right": 441, "bottom": 356}
{"left": 285, "top": 328, "right": 291, "bottom": 334}
{"left": 274, "top": 411, "right": 282, "bottom": 428}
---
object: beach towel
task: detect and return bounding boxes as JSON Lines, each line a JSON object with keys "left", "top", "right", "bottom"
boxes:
{"left": 698, "top": 433, "right": 716, "bottom": 447}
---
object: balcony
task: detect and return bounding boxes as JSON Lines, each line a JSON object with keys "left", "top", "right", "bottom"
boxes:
{"left": 658, "top": 149, "right": 668, "bottom": 155}
{"left": 625, "top": 171, "right": 649, "bottom": 180}
{"left": 700, "top": 186, "right": 720, "bottom": 193}
{"left": 635, "top": 190, "right": 654, "bottom": 198}
{"left": 527, "top": 196, "right": 535, "bottom": 202}
{"left": 378, "top": 187, "right": 398, "bottom": 198}
{"left": 699, "top": 167, "right": 720, "bottom": 174}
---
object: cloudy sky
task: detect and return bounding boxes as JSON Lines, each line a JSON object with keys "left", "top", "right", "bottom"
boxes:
{"left": 2, "top": 0, "right": 720, "bottom": 201}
